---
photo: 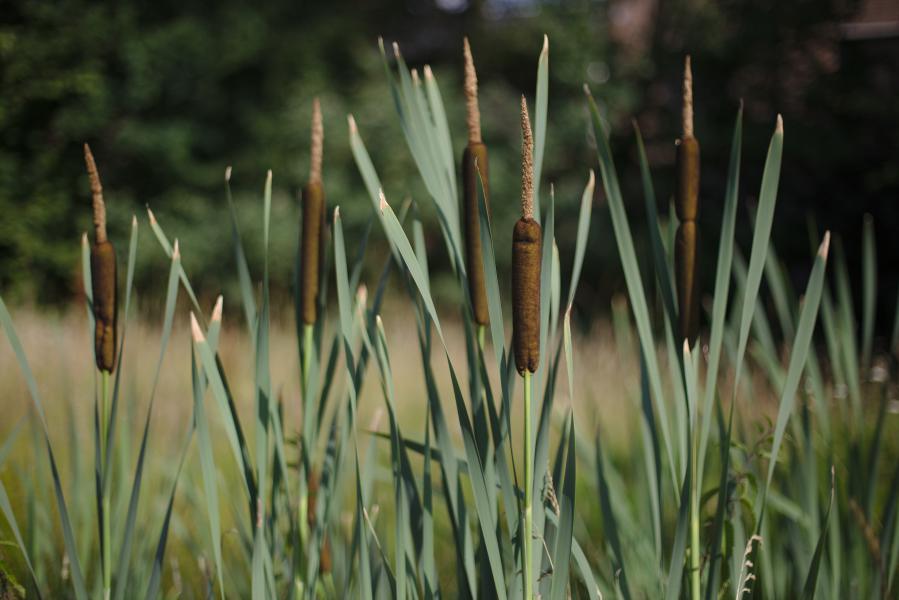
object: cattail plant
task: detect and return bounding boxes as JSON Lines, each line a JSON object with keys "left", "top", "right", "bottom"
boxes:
{"left": 512, "top": 95, "right": 541, "bottom": 599}
{"left": 301, "top": 98, "right": 325, "bottom": 341}
{"left": 85, "top": 144, "right": 117, "bottom": 373}
{"left": 84, "top": 142, "right": 117, "bottom": 600}
{"left": 461, "top": 37, "right": 491, "bottom": 329}
{"left": 675, "top": 56, "right": 700, "bottom": 345}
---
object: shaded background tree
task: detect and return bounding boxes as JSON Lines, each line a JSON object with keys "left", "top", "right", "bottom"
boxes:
{"left": 1, "top": 0, "right": 896, "bottom": 343}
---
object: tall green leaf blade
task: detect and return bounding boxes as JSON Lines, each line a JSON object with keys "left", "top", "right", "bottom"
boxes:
{"left": 861, "top": 214, "right": 876, "bottom": 370}
{"left": 585, "top": 86, "right": 678, "bottom": 493}
{"left": 696, "top": 103, "right": 743, "bottom": 483}
{"left": 549, "top": 414, "right": 576, "bottom": 600}
{"left": 732, "top": 116, "right": 784, "bottom": 399}
{"left": 113, "top": 246, "right": 181, "bottom": 600}
{"left": 800, "top": 468, "right": 835, "bottom": 600}
{"left": 532, "top": 35, "right": 549, "bottom": 222}
{"left": 758, "top": 233, "right": 830, "bottom": 523}
{"left": 0, "top": 298, "right": 89, "bottom": 600}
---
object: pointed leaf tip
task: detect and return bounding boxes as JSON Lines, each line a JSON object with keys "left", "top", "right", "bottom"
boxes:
{"left": 225, "top": 166, "right": 232, "bottom": 182}
{"left": 542, "top": 34, "right": 549, "bottom": 53}
{"left": 172, "top": 239, "right": 180, "bottom": 260}
{"left": 147, "top": 207, "right": 157, "bottom": 225}
{"left": 776, "top": 114, "right": 784, "bottom": 133}
{"left": 131, "top": 214, "right": 137, "bottom": 227}
{"left": 392, "top": 41, "right": 401, "bottom": 58}
{"left": 190, "top": 313, "right": 205, "bottom": 342}
{"left": 212, "top": 295, "right": 223, "bottom": 322}
{"left": 424, "top": 64, "right": 433, "bottom": 80}
{"left": 378, "top": 189, "right": 388, "bottom": 213}
{"left": 333, "top": 206, "right": 340, "bottom": 223}
{"left": 347, "top": 114, "right": 357, "bottom": 135}
{"left": 819, "top": 231, "right": 831, "bottom": 259}
{"left": 81, "top": 232, "right": 88, "bottom": 246}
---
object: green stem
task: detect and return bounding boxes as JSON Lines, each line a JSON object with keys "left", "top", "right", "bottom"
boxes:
{"left": 299, "top": 323, "right": 314, "bottom": 547}
{"left": 523, "top": 370, "right": 533, "bottom": 600}
{"left": 101, "top": 370, "right": 111, "bottom": 600}
{"left": 690, "top": 419, "right": 700, "bottom": 600}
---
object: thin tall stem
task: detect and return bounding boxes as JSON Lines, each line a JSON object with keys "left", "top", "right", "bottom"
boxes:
{"left": 101, "top": 370, "right": 111, "bottom": 600}
{"left": 299, "top": 323, "right": 314, "bottom": 542}
{"left": 690, "top": 402, "right": 700, "bottom": 599}
{"left": 523, "top": 370, "right": 533, "bottom": 600}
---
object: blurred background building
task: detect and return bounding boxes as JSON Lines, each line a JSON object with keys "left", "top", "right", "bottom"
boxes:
{"left": 1, "top": 0, "right": 896, "bottom": 341}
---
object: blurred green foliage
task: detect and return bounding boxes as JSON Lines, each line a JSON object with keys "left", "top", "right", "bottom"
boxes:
{"left": 1, "top": 0, "right": 897, "bottom": 329}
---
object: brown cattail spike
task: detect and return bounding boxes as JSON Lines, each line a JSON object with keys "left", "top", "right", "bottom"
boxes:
{"left": 520, "top": 96, "right": 534, "bottom": 220}
{"left": 84, "top": 144, "right": 117, "bottom": 372}
{"left": 310, "top": 98, "right": 323, "bottom": 185}
{"left": 301, "top": 103, "right": 326, "bottom": 326}
{"left": 463, "top": 37, "right": 482, "bottom": 144}
{"left": 84, "top": 143, "right": 107, "bottom": 243}
{"left": 512, "top": 97, "right": 541, "bottom": 373}
{"left": 675, "top": 55, "right": 700, "bottom": 344}
{"left": 461, "top": 37, "right": 490, "bottom": 325}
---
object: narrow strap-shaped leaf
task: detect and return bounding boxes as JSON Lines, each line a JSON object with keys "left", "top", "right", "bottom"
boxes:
{"left": 113, "top": 248, "right": 181, "bottom": 600}
{"left": 757, "top": 233, "right": 829, "bottom": 525}
{"left": 633, "top": 123, "right": 677, "bottom": 328}
{"left": 731, "top": 116, "right": 784, "bottom": 400}
{"left": 0, "top": 478, "right": 41, "bottom": 598}
{"left": 800, "top": 468, "right": 835, "bottom": 600}
{"left": 0, "top": 298, "right": 89, "bottom": 600}
{"left": 595, "top": 431, "right": 632, "bottom": 600}
{"left": 549, "top": 414, "right": 576, "bottom": 600}
{"left": 861, "top": 214, "right": 876, "bottom": 371}
{"left": 585, "top": 87, "right": 678, "bottom": 493}
{"left": 143, "top": 422, "right": 194, "bottom": 600}
{"left": 698, "top": 105, "right": 742, "bottom": 486}
{"left": 224, "top": 170, "right": 258, "bottom": 335}
{"left": 566, "top": 170, "right": 595, "bottom": 309}
{"left": 532, "top": 35, "right": 549, "bottom": 222}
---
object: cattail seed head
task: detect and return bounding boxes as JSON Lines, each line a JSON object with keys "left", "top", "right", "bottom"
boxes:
{"left": 512, "top": 218, "right": 541, "bottom": 374}
{"left": 675, "top": 56, "right": 700, "bottom": 344}
{"left": 300, "top": 100, "right": 326, "bottom": 325}
{"left": 461, "top": 38, "right": 490, "bottom": 325}
{"left": 84, "top": 143, "right": 117, "bottom": 372}
{"left": 512, "top": 98, "right": 541, "bottom": 373}
{"left": 463, "top": 37, "right": 482, "bottom": 145}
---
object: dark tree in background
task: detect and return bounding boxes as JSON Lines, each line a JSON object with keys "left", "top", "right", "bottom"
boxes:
{"left": 1, "top": 0, "right": 896, "bottom": 340}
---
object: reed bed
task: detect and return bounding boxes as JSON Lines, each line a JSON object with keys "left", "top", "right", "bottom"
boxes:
{"left": 1, "top": 33, "right": 898, "bottom": 600}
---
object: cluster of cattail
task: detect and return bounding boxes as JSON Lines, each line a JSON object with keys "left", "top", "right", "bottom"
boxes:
{"left": 461, "top": 38, "right": 491, "bottom": 327}
{"left": 300, "top": 98, "right": 326, "bottom": 326}
{"left": 460, "top": 39, "right": 541, "bottom": 373}
{"left": 675, "top": 56, "right": 700, "bottom": 345}
{"left": 84, "top": 143, "right": 117, "bottom": 373}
